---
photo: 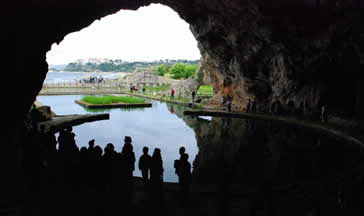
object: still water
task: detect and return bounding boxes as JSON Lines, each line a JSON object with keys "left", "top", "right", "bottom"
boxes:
{"left": 37, "top": 95, "right": 363, "bottom": 186}
{"left": 37, "top": 95, "right": 198, "bottom": 182}
{"left": 36, "top": 95, "right": 364, "bottom": 213}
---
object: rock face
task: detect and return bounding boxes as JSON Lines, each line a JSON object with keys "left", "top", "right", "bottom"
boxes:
{"left": 192, "top": 1, "right": 362, "bottom": 113}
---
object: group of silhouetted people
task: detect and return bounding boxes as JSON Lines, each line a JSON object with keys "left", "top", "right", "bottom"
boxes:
{"left": 138, "top": 146, "right": 164, "bottom": 190}
{"left": 32, "top": 126, "right": 193, "bottom": 200}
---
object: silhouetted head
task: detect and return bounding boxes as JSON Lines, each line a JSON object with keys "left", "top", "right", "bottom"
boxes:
{"left": 153, "top": 148, "right": 162, "bottom": 160}
{"left": 181, "top": 153, "right": 189, "bottom": 161}
{"left": 124, "top": 136, "right": 132, "bottom": 143}
{"left": 105, "top": 143, "right": 115, "bottom": 154}
{"left": 122, "top": 142, "right": 133, "bottom": 154}
{"left": 179, "top": 147, "right": 185, "bottom": 156}
{"left": 94, "top": 146, "right": 102, "bottom": 158}
{"left": 88, "top": 139, "right": 95, "bottom": 148}
{"left": 80, "top": 146, "right": 88, "bottom": 153}
{"left": 143, "top": 146, "right": 149, "bottom": 154}
{"left": 66, "top": 126, "right": 73, "bottom": 132}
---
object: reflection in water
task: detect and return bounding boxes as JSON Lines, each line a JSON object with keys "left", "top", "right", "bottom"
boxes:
{"left": 36, "top": 95, "right": 364, "bottom": 215}
{"left": 38, "top": 95, "right": 200, "bottom": 182}
{"left": 188, "top": 117, "right": 364, "bottom": 215}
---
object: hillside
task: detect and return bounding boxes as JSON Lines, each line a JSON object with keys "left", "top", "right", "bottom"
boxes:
{"left": 62, "top": 59, "right": 200, "bottom": 72}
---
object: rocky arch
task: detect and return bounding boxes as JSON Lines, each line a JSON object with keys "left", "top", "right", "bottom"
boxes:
{"left": 1, "top": 0, "right": 363, "bottom": 204}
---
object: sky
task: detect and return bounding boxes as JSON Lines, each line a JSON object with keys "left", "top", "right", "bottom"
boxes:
{"left": 46, "top": 4, "right": 201, "bottom": 65}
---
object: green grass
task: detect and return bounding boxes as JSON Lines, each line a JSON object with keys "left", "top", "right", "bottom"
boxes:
{"left": 197, "top": 85, "right": 214, "bottom": 96}
{"left": 145, "top": 84, "right": 171, "bottom": 92}
{"left": 81, "top": 95, "right": 145, "bottom": 105}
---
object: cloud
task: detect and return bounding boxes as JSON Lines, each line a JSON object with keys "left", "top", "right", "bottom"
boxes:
{"left": 47, "top": 4, "right": 201, "bottom": 65}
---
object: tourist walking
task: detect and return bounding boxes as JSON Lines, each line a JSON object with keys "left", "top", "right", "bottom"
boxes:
{"left": 138, "top": 146, "right": 152, "bottom": 186}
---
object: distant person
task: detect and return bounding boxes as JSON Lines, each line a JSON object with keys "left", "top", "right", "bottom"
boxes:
{"left": 192, "top": 91, "right": 196, "bottom": 101}
{"left": 150, "top": 148, "right": 164, "bottom": 187}
{"left": 226, "top": 96, "right": 232, "bottom": 112}
{"left": 139, "top": 146, "right": 152, "bottom": 185}
{"left": 321, "top": 105, "right": 328, "bottom": 123}
{"left": 246, "top": 99, "right": 251, "bottom": 113}
{"left": 142, "top": 87, "right": 146, "bottom": 94}
{"left": 135, "top": 86, "right": 138, "bottom": 92}
{"left": 171, "top": 88, "right": 175, "bottom": 98}
{"left": 222, "top": 96, "right": 226, "bottom": 106}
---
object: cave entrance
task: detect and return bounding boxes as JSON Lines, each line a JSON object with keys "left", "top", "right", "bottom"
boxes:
{"left": 38, "top": 3, "right": 202, "bottom": 183}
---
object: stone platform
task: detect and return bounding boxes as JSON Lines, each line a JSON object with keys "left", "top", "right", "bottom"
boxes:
{"left": 37, "top": 113, "right": 110, "bottom": 133}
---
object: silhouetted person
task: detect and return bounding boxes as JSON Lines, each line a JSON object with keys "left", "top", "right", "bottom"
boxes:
{"left": 174, "top": 147, "right": 186, "bottom": 182}
{"left": 192, "top": 91, "right": 196, "bottom": 101}
{"left": 122, "top": 136, "right": 136, "bottom": 180}
{"left": 79, "top": 146, "right": 89, "bottom": 184}
{"left": 58, "top": 127, "right": 78, "bottom": 155}
{"left": 88, "top": 139, "right": 95, "bottom": 151}
{"left": 246, "top": 99, "right": 251, "bottom": 113}
{"left": 150, "top": 148, "right": 164, "bottom": 188}
{"left": 227, "top": 97, "right": 232, "bottom": 112}
{"left": 102, "top": 143, "right": 118, "bottom": 190}
{"left": 321, "top": 105, "right": 328, "bottom": 123}
{"left": 92, "top": 145, "right": 103, "bottom": 190}
{"left": 178, "top": 153, "right": 192, "bottom": 204}
{"left": 139, "top": 146, "right": 152, "bottom": 186}
{"left": 222, "top": 96, "right": 226, "bottom": 106}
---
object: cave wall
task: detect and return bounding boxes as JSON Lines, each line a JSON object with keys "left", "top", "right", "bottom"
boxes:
{"left": 1, "top": 0, "right": 362, "bottom": 117}
{"left": 193, "top": 0, "right": 362, "bottom": 113}
{"left": 0, "top": 0, "right": 362, "bottom": 205}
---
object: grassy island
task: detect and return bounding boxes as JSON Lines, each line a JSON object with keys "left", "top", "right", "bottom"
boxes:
{"left": 81, "top": 95, "right": 145, "bottom": 105}
{"left": 76, "top": 95, "right": 151, "bottom": 109}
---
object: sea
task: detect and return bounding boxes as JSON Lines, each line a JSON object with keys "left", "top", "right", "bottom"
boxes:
{"left": 44, "top": 71, "right": 125, "bottom": 84}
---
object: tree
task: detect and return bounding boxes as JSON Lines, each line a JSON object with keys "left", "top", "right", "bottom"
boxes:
{"left": 184, "top": 65, "right": 198, "bottom": 78}
{"left": 157, "top": 64, "right": 167, "bottom": 76}
{"left": 170, "top": 63, "right": 186, "bottom": 79}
